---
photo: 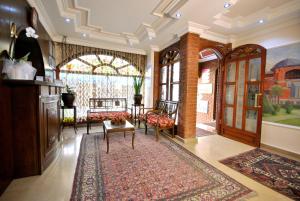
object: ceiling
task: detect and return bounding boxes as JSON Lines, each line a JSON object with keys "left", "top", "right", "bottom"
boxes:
{"left": 28, "top": 0, "right": 300, "bottom": 54}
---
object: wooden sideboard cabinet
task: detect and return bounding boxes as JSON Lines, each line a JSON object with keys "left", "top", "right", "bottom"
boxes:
{"left": 4, "top": 80, "right": 63, "bottom": 178}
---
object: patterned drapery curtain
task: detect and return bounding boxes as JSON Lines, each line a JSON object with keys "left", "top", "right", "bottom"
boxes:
{"left": 54, "top": 40, "right": 146, "bottom": 122}
{"left": 54, "top": 41, "right": 146, "bottom": 76}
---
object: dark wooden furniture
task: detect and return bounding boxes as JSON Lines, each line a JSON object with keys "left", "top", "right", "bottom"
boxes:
{"left": 144, "top": 101, "right": 178, "bottom": 141}
{"left": 61, "top": 105, "right": 77, "bottom": 133}
{"left": 0, "top": 80, "right": 13, "bottom": 195}
{"left": 3, "top": 80, "right": 63, "bottom": 178}
{"left": 103, "top": 120, "right": 135, "bottom": 153}
{"left": 87, "top": 98, "right": 131, "bottom": 134}
{"left": 131, "top": 103, "right": 144, "bottom": 125}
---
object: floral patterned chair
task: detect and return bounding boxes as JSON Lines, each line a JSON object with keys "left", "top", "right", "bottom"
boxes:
{"left": 144, "top": 101, "right": 178, "bottom": 141}
{"left": 137, "top": 100, "right": 165, "bottom": 128}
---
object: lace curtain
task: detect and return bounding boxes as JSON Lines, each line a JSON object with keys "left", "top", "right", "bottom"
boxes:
{"left": 60, "top": 72, "right": 135, "bottom": 121}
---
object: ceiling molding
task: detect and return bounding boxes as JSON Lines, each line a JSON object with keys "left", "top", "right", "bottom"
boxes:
{"left": 55, "top": 0, "right": 188, "bottom": 46}
{"left": 27, "top": 0, "right": 58, "bottom": 40}
{"left": 213, "top": 0, "right": 300, "bottom": 29}
{"left": 232, "top": 16, "right": 300, "bottom": 45}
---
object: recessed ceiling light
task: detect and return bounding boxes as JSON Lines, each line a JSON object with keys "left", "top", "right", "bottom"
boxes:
{"left": 175, "top": 12, "right": 181, "bottom": 19}
{"left": 259, "top": 19, "right": 264, "bottom": 24}
{"left": 82, "top": 33, "right": 87, "bottom": 37}
{"left": 65, "top": 18, "right": 71, "bottom": 23}
{"left": 224, "top": 2, "right": 231, "bottom": 8}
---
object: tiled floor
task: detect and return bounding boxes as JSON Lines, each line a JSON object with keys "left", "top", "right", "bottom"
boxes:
{"left": 0, "top": 126, "right": 293, "bottom": 201}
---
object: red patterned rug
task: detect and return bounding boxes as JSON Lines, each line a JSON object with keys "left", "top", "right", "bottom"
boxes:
{"left": 70, "top": 130, "right": 255, "bottom": 201}
{"left": 220, "top": 148, "right": 300, "bottom": 201}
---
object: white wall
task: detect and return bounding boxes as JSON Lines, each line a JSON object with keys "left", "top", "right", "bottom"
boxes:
{"left": 262, "top": 122, "right": 300, "bottom": 154}
{"left": 143, "top": 49, "right": 155, "bottom": 108}
{"left": 234, "top": 19, "right": 300, "bottom": 154}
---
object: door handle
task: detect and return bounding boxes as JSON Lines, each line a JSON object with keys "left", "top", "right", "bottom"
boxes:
{"left": 254, "top": 93, "right": 262, "bottom": 108}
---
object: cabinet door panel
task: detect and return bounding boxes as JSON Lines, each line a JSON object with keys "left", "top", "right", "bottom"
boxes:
{"left": 41, "top": 97, "right": 59, "bottom": 157}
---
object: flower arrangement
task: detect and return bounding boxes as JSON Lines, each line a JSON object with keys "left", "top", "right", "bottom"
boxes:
{"left": 1, "top": 24, "right": 39, "bottom": 80}
{"left": 111, "top": 115, "right": 126, "bottom": 125}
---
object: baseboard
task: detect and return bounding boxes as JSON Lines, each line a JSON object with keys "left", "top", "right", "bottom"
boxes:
{"left": 175, "top": 135, "right": 197, "bottom": 144}
{"left": 261, "top": 143, "right": 300, "bottom": 161}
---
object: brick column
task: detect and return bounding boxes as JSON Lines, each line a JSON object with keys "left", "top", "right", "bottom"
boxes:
{"left": 153, "top": 51, "right": 160, "bottom": 104}
{"left": 177, "top": 33, "right": 199, "bottom": 139}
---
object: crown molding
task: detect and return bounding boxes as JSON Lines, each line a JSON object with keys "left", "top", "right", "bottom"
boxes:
{"left": 27, "top": 0, "right": 58, "bottom": 40}
{"left": 213, "top": 0, "right": 300, "bottom": 30}
{"left": 55, "top": 0, "right": 188, "bottom": 46}
{"left": 232, "top": 16, "right": 300, "bottom": 46}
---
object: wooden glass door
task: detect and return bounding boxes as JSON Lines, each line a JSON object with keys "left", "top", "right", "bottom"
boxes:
{"left": 222, "top": 44, "right": 266, "bottom": 147}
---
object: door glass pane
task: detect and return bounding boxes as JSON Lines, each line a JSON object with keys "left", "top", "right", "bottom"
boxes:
{"left": 225, "top": 107, "right": 233, "bottom": 127}
{"left": 161, "top": 66, "right": 167, "bottom": 83}
{"left": 226, "top": 62, "right": 236, "bottom": 82}
{"left": 247, "top": 85, "right": 259, "bottom": 107}
{"left": 248, "top": 58, "right": 261, "bottom": 81}
{"left": 235, "top": 61, "right": 245, "bottom": 129}
{"left": 173, "top": 62, "right": 180, "bottom": 82}
{"left": 226, "top": 85, "right": 235, "bottom": 105}
{"left": 172, "top": 84, "right": 179, "bottom": 101}
{"left": 160, "top": 85, "right": 166, "bottom": 100}
{"left": 245, "top": 110, "right": 257, "bottom": 133}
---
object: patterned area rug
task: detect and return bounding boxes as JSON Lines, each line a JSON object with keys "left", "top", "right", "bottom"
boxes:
{"left": 220, "top": 148, "right": 300, "bottom": 201}
{"left": 70, "top": 130, "right": 255, "bottom": 201}
{"left": 196, "top": 127, "right": 216, "bottom": 137}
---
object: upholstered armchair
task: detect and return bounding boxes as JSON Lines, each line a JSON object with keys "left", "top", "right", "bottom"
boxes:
{"left": 144, "top": 101, "right": 178, "bottom": 141}
{"left": 137, "top": 100, "right": 165, "bottom": 128}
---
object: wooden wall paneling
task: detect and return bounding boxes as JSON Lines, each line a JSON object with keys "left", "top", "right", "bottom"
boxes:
{"left": 0, "top": 84, "right": 13, "bottom": 195}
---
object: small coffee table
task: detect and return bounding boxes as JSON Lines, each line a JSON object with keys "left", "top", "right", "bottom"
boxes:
{"left": 103, "top": 120, "right": 135, "bottom": 153}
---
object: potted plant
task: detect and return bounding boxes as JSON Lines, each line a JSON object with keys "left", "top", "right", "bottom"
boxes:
{"left": 133, "top": 76, "right": 144, "bottom": 105}
{"left": 62, "top": 85, "right": 76, "bottom": 107}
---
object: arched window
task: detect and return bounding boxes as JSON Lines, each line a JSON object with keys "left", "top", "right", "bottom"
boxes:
{"left": 60, "top": 54, "right": 141, "bottom": 121}
{"left": 60, "top": 54, "right": 141, "bottom": 76}
{"left": 160, "top": 50, "right": 180, "bottom": 101}
{"left": 285, "top": 69, "right": 300, "bottom": 80}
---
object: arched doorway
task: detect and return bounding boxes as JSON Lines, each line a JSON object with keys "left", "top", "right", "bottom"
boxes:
{"left": 196, "top": 48, "right": 223, "bottom": 137}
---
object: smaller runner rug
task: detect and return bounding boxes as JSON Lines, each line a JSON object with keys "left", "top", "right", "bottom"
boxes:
{"left": 71, "top": 131, "right": 255, "bottom": 201}
{"left": 220, "top": 148, "right": 300, "bottom": 201}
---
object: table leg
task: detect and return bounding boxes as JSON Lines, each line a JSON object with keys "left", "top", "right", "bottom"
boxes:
{"left": 74, "top": 107, "right": 77, "bottom": 134}
{"left": 124, "top": 131, "right": 126, "bottom": 138}
{"left": 62, "top": 108, "right": 64, "bottom": 131}
{"left": 134, "top": 107, "right": 137, "bottom": 125}
{"left": 103, "top": 124, "right": 106, "bottom": 140}
{"left": 106, "top": 132, "right": 109, "bottom": 154}
{"left": 132, "top": 130, "right": 135, "bottom": 150}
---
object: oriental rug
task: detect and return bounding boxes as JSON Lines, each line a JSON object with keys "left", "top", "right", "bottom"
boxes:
{"left": 70, "top": 130, "right": 255, "bottom": 201}
{"left": 220, "top": 148, "right": 300, "bottom": 201}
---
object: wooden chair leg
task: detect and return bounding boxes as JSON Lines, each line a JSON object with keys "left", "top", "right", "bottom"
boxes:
{"left": 172, "top": 127, "right": 175, "bottom": 138}
{"left": 87, "top": 121, "right": 89, "bottom": 134}
{"left": 145, "top": 123, "right": 148, "bottom": 134}
{"left": 138, "top": 120, "right": 141, "bottom": 128}
{"left": 156, "top": 127, "right": 160, "bottom": 141}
